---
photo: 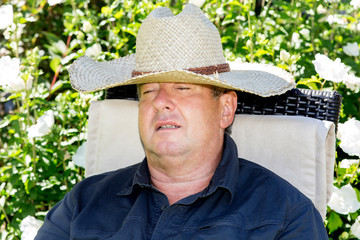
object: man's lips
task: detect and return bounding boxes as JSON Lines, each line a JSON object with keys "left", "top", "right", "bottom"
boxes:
{"left": 155, "top": 121, "right": 181, "bottom": 131}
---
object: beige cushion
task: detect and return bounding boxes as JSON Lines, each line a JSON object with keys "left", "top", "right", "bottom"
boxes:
{"left": 85, "top": 99, "right": 335, "bottom": 220}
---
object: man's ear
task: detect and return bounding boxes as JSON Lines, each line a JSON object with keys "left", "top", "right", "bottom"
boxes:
{"left": 219, "top": 90, "right": 237, "bottom": 129}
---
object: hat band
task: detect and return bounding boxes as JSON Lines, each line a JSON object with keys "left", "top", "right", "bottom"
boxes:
{"left": 131, "top": 63, "right": 230, "bottom": 77}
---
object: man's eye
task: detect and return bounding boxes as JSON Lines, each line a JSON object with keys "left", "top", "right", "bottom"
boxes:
{"left": 142, "top": 89, "right": 155, "bottom": 95}
{"left": 177, "top": 87, "right": 191, "bottom": 90}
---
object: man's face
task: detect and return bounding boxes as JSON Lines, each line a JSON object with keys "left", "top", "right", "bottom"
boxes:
{"left": 138, "top": 82, "right": 230, "bottom": 166}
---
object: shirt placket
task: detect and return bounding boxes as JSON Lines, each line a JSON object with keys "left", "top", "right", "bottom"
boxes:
{"left": 150, "top": 202, "right": 187, "bottom": 240}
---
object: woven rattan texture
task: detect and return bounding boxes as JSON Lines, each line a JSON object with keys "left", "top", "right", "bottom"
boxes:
{"left": 236, "top": 88, "right": 342, "bottom": 126}
{"left": 105, "top": 87, "right": 342, "bottom": 126}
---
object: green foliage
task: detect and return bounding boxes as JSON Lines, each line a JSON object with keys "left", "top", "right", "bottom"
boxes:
{"left": 328, "top": 211, "right": 343, "bottom": 234}
{"left": 0, "top": 0, "right": 359, "bottom": 239}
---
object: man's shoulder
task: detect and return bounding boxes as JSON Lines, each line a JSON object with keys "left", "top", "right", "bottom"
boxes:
{"left": 234, "top": 158, "right": 326, "bottom": 238}
{"left": 71, "top": 163, "right": 141, "bottom": 197}
{"left": 238, "top": 158, "right": 298, "bottom": 186}
{"left": 236, "top": 158, "right": 312, "bottom": 206}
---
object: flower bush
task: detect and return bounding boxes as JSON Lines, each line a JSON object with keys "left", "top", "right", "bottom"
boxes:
{"left": 19, "top": 216, "right": 42, "bottom": 240}
{"left": 312, "top": 53, "right": 350, "bottom": 83}
{"left": 0, "top": 0, "right": 359, "bottom": 239}
{"left": 328, "top": 184, "right": 360, "bottom": 215}
{"left": 343, "top": 42, "right": 360, "bottom": 57}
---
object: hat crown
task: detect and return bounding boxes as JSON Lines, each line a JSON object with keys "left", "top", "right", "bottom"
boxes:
{"left": 69, "top": 4, "right": 295, "bottom": 96}
{"left": 135, "top": 4, "right": 226, "bottom": 72}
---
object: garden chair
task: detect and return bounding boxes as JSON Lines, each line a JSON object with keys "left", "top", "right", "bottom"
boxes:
{"left": 84, "top": 86, "right": 342, "bottom": 220}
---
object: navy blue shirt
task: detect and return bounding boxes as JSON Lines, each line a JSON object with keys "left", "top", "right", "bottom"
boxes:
{"left": 35, "top": 135, "right": 328, "bottom": 239}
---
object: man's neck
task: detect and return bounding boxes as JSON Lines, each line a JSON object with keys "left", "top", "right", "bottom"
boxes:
{"left": 147, "top": 148, "right": 223, "bottom": 205}
{"left": 144, "top": 130, "right": 226, "bottom": 204}
{"left": 149, "top": 164, "right": 218, "bottom": 205}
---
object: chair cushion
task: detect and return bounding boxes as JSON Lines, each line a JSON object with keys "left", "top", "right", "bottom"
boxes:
{"left": 85, "top": 99, "right": 335, "bottom": 220}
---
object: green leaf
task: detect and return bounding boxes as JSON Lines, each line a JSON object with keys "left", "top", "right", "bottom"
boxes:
{"left": 277, "top": 63, "right": 289, "bottom": 71}
{"left": 327, "top": 212, "right": 343, "bottom": 234}
{"left": 114, "top": 9, "right": 124, "bottom": 19}
{"left": 50, "top": 58, "right": 61, "bottom": 73}
{"left": 50, "top": 80, "right": 70, "bottom": 94}
{"left": 101, "top": 6, "right": 112, "bottom": 15}
{"left": 354, "top": 188, "right": 360, "bottom": 202}
{"left": 7, "top": 92, "right": 22, "bottom": 100}
{"left": 0, "top": 115, "right": 21, "bottom": 129}
{"left": 19, "top": 17, "right": 27, "bottom": 24}
{"left": 296, "top": 76, "right": 322, "bottom": 89}
{"left": 349, "top": 211, "right": 359, "bottom": 221}
{"left": 42, "top": 31, "right": 62, "bottom": 44}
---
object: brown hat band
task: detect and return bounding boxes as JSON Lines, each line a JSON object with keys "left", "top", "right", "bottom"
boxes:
{"left": 131, "top": 63, "right": 230, "bottom": 77}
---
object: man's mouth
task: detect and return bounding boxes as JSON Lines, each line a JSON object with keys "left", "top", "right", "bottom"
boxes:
{"left": 157, "top": 124, "right": 180, "bottom": 130}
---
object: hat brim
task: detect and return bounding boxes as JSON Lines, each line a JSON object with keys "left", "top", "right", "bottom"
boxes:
{"left": 69, "top": 55, "right": 295, "bottom": 97}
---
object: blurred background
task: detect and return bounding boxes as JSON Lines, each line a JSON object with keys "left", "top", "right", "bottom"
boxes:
{"left": 0, "top": 0, "right": 359, "bottom": 239}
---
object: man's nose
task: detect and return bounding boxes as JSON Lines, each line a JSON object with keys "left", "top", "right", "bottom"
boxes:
{"left": 152, "top": 87, "right": 175, "bottom": 112}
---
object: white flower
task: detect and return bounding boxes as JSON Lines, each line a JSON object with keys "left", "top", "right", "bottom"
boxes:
{"left": 327, "top": 15, "right": 346, "bottom": 25}
{"left": 27, "top": 110, "right": 55, "bottom": 138}
{"left": 3, "top": 22, "right": 25, "bottom": 40}
{"left": 352, "top": 217, "right": 360, "bottom": 238}
{"left": 20, "top": 216, "right": 43, "bottom": 240}
{"left": 343, "top": 42, "right": 359, "bottom": 57}
{"left": 351, "top": 0, "right": 360, "bottom": 9}
{"left": 344, "top": 74, "right": 360, "bottom": 93}
{"left": 0, "top": 56, "right": 32, "bottom": 92}
{"left": 339, "top": 159, "right": 360, "bottom": 168}
{"left": 73, "top": 142, "right": 86, "bottom": 168}
{"left": 0, "top": 47, "right": 10, "bottom": 55}
{"left": 328, "top": 184, "right": 360, "bottom": 215}
{"left": 0, "top": 56, "right": 20, "bottom": 86}
{"left": 317, "top": 5, "right": 327, "bottom": 14}
{"left": 0, "top": 5, "right": 13, "bottom": 30}
{"left": 352, "top": 221, "right": 360, "bottom": 238}
{"left": 337, "top": 118, "right": 360, "bottom": 157}
{"left": 189, "top": 0, "right": 206, "bottom": 7}
{"left": 82, "top": 20, "right": 92, "bottom": 33}
{"left": 53, "top": 40, "right": 67, "bottom": 55}
{"left": 307, "top": 9, "right": 315, "bottom": 16}
{"left": 350, "top": 22, "right": 360, "bottom": 31}
{"left": 312, "top": 53, "right": 350, "bottom": 83}
{"left": 299, "top": 28, "right": 310, "bottom": 40}
{"left": 25, "top": 14, "right": 37, "bottom": 22}
{"left": 8, "top": 76, "right": 32, "bottom": 92}
{"left": 280, "top": 50, "right": 290, "bottom": 62}
{"left": 245, "top": 39, "right": 253, "bottom": 49}
{"left": 11, "top": 0, "right": 26, "bottom": 7}
{"left": 3, "top": 25, "right": 12, "bottom": 40}
{"left": 85, "top": 43, "right": 102, "bottom": 57}
{"left": 215, "top": 7, "right": 225, "bottom": 17}
{"left": 48, "top": 0, "right": 65, "bottom": 6}
{"left": 291, "top": 32, "right": 301, "bottom": 49}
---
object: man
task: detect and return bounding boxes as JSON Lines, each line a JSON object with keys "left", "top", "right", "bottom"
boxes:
{"left": 35, "top": 4, "right": 328, "bottom": 239}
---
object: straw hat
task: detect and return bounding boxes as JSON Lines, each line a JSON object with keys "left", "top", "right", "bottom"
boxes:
{"left": 69, "top": 4, "right": 295, "bottom": 97}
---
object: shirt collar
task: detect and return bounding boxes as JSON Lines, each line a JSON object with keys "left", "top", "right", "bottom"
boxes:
{"left": 117, "top": 159, "right": 153, "bottom": 195}
{"left": 201, "top": 134, "right": 239, "bottom": 203}
{"left": 117, "top": 134, "right": 239, "bottom": 203}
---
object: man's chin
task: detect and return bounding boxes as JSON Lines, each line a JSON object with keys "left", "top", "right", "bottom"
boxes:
{"left": 150, "top": 141, "right": 188, "bottom": 158}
